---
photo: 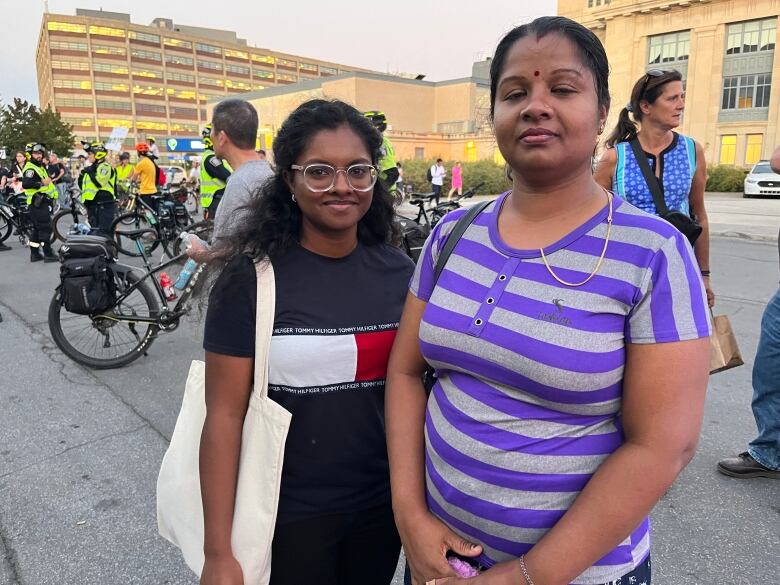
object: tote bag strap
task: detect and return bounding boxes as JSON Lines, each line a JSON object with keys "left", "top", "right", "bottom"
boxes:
{"left": 253, "top": 259, "right": 276, "bottom": 399}
{"left": 629, "top": 138, "right": 670, "bottom": 215}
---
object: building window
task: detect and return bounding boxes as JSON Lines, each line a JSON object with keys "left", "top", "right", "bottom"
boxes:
{"left": 128, "top": 31, "right": 160, "bottom": 44}
{"left": 252, "top": 54, "right": 275, "bottom": 64}
{"left": 55, "top": 97, "right": 94, "bottom": 108}
{"left": 89, "top": 25, "right": 125, "bottom": 38}
{"left": 199, "top": 76, "right": 223, "bottom": 87}
{"left": 96, "top": 99, "right": 131, "bottom": 111}
{"left": 133, "top": 85, "right": 165, "bottom": 97}
{"left": 320, "top": 66, "right": 338, "bottom": 76}
{"left": 166, "top": 54, "right": 193, "bottom": 66}
{"left": 53, "top": 79, "right": 92, "bottom": 90}
{"left": 195, "top": 43, "right": 221, "bottom": 55}
{"left": 648, "top": 30, "right": 690, "bottom": 64}
{"left": 726, "top": 18, "right": 776, "bottom": 54}
{"left": 198, "top": 59, "right": 223, "bottom": 72}
{"left": 277, "top": 73, "right": 298, "bottom": 82}
{"left": 164, "top": 38, "right": 192, "bottom": 49}
{"left": 95, "top": 81, "right": 130, "bottom": 92}
{"left": 51, "top": 60, "right": 90, "bottom": 71}
{"left": 131, "top": 49, "right": 162, "bottom": 62}
{"left": 62, "top": 117, "right": 95, "bottom": 128}
{"left": 719, "top": 135, "right": 737, "bottom": 165}
{"left": 721, "top": 74, "right": 772, "bottom": 109}
{"left": 226, "top": 64, "right": 250, "bottom": 75}
{"left": 225, "top": 49, "right": 249, "bottom": 60}
{"left": 224, "top": 80, "right": 252, "bottom": 91}
{"left": 277, "top": 58, "right": 297, "bottom": 68}
{"left": 169, "top": 122, "right": 198, "bottom": 133}
{"left": 132, "top": 69, "right": 163, "bottom": 79}
{"left": 136, "top": 120, "right": 169, "bottom": 131}
{"left": 47, "top": 22, "right": 87, "bottom": 34}
{"left": 167, "top": 71, "right": 195, "bottom": 83}
{"left": 745, "top": 134, "right": 763, "bottom": 165}
{"left": 587, "top": 0, "right": 611, "bottom": 6}
{"left": 93, "top": 44, "right": 127, "bottom": 56}
{"left": 299, "top": 62, "right": 318, "bottom": 72}
{"left": 168, "top": 89, "right": 197, "bottom": 100}
{"left": 50, "top": 40, "right": 88, "bottom": 52}
{"left": 253, "top": 70, "right": 274, "bottom": 79}
{"left": 93, "top": 63, "right": 130, "bottom": 75}
{"left": 136, "top": 102, "right": 167, "bottom": 114}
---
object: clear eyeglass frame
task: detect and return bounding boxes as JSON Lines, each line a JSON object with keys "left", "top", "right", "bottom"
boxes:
{"left": 290, "top": 163, "right": 378, "bottom": 192}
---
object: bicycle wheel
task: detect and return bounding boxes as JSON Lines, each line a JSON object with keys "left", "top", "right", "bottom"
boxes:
{"left": 0, "top": 213, "right": 10, "bottom": 243}
{"left": 185, "top": 191, "right": 199, "bottom": 215}
{"left": 52, "top": 207, "right": 86, "bottom": 242}
{"left": 48, "top": 268, "right": 161, "bottom": 369}
{"left": 111, "top": 212, "right": 160, "bottom": 257}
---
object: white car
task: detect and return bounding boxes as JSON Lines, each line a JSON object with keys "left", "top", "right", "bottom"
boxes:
{"left": 743, "top": 161, "right": 780, "bottom": 199}
{"left": 162, "top": 165, "right": 187, "bottom": 186}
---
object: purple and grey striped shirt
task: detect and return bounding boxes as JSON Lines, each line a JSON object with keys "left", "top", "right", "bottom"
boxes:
{"left": 410, "top": 193, "right": 711, "bottom": 584}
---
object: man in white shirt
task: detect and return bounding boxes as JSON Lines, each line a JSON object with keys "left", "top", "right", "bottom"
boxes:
{"left": 430, "top": 158, "right": 446, "bottom": 205}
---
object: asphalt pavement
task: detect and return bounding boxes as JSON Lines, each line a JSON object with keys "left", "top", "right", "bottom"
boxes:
{"left": 1, "top": 193, "right": 778, "bottom": 584}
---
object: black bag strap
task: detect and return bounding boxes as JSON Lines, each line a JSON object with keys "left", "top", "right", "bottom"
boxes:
{"left": 433, "top": 200, "right": 492, "bottom": 284}
{"left": 629, "top": 138, "right": 670, "bottom": 215}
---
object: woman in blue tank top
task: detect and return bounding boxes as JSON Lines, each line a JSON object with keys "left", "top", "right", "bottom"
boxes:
{"left": 595, "top": 69, "right": 714, "bottom": 307}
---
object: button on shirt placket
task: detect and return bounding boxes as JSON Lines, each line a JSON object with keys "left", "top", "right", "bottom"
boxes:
{"left": 466, "top": 257, "right": 520, "bottom": 337}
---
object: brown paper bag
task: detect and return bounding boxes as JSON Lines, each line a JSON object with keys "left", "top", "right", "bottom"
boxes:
{"left": 710, "top": 314, "right": 744, "bottom": 375}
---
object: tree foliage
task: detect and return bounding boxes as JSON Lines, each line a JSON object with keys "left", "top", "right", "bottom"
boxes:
{"left": 0, "top": 98, "right": 76, "bottom": 160}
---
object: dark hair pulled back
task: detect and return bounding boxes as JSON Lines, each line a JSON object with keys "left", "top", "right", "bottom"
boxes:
{"left": 604, "top": 69, "right": 682, "bottom": 148}
{"left": 489, "top": 16, "right": 610, "bottom": 119}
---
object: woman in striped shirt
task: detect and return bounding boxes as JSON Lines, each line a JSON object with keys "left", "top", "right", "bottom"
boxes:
{"left": 387, "top": 16, "right": 711, "bottom": 585}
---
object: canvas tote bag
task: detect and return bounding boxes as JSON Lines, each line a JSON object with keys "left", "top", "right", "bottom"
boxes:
{"left": 710, "top": 312, "right": 744, "bottom": 375}
{"left": 157, "top": 260, "right": 292, "bottom": 584}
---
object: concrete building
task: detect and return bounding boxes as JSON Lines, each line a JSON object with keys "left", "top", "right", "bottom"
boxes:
{"left": 35, "top": 9, "right": 374, "bottom": 154}
{"left": 209, "top": 63, "right": 499, "bottom": 162}
{"left": 559, "top": 0, "right": 779, "bottom": 167}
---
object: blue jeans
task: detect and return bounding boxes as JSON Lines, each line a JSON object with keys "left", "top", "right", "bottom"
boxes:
{"left": 748, "top": 288, "right": 780, "bottom": 471}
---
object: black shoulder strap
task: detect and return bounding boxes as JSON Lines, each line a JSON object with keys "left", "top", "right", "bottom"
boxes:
{"left": 433, "top": 200, "right": 492, "bottom": 284}
{"left": 629, "top": 138, "right": 670, "bottom": 215}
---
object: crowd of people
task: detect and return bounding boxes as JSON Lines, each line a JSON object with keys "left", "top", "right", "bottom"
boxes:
{"left": 2, "top": 13, "right": 777, "bottom": 585}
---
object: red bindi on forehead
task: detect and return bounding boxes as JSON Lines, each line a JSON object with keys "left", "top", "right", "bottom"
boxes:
{"left": 534, "top": 70, "right": 540, "bottom": 77}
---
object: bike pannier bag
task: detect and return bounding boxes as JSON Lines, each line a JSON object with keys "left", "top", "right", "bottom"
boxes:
{"left": 59, "top": 234, "right": 118, "bottom": 260}
{"left": 59, "top": 256, "right": 116, "bottom": 315}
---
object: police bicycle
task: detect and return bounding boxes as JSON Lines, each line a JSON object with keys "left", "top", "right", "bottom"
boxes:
{"left": 0, "top": 190, "right": 56, "bottom": 247}
{"left": 48, "top": 230, "right": 204, "bottom": 369}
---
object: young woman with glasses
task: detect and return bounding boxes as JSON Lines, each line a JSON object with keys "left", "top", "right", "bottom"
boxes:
{"left": 386, "top": 17, "right": 711, "bottom": 585}
{"left": 199, "top": 99, "right": 414, "bottom": 585}
{"left": 595, "top": 69, "right": 714, "bottom": 307}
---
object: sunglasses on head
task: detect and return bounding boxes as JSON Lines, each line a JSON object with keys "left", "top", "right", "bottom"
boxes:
{"left": 641, "top": 68, "right": 670, "bottom": 95}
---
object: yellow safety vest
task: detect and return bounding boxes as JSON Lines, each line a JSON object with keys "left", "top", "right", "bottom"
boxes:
{"left": 23, "top": 161, "right": 58, "bottom": 204}
{"left": 81, "top": 161, "right": 116, "bottom": 202}
{"left": 115, "top": 163, "right": 134, "bottom": 182}
{"left": 200, "top": 150, "right": 231, "bottom": 207}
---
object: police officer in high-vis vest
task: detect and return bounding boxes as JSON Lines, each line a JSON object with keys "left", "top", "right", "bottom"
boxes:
{"left": 363, "top": 111, "right": 398, "bottom": 195}
{"left": 81, "top": 141, "right": 117, "bottom": 236}
{"left": 21, "top": 142, "right": 58, "bottom": 262}
{"left": 199, "top": 124, "right": 231, "bottom": 220}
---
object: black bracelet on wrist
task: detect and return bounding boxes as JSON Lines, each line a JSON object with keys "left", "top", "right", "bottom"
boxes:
{"left": 700, "top": 270, "right": 711, "bottom": 277}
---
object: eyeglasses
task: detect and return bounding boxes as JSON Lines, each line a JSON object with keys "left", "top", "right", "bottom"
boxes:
{"left": 640, "top": 68, "right": 669, "bottom": 96}
{"left": 290, "top": 163, "right": 378, "bottom": 192}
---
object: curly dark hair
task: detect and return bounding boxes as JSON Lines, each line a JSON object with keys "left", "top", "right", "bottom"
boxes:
{"left": 201, "top": 99, "right": 398, "bottom": 292}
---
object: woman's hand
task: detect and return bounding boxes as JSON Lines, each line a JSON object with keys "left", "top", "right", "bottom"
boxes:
{"left": 434, "top": 558, "right": 523, "bottom": 585}
{"left": 398, "top": 509, "right": 482, "bottom": 585}
{"left": 703, "top": 276, "right": 715, "bottom": 307}
{"left": 200, "top": 552, "right": 244, "bottom": 585}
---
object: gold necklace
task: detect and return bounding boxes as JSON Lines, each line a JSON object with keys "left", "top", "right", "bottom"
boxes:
{"left": 540, "top": 188, "right": 613, "bottom": 287}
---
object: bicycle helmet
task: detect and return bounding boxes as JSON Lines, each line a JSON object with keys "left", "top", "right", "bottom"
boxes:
{"left": 201, "top": 124, "right": 213, "bottom": 148}
{"left": 148, "top": 136, "right": 156, "bottom": 144}
{"left": 90, "top": 141, "right": 108, "bottom": 160}
{"left": 135, "top": 143, "right": 151, "bottom": 155}
{"left": 363, "top": 111, "right": 387, "bottom": 133}
{"left": 25, "top": 142, "right": 46, "bottom": 159}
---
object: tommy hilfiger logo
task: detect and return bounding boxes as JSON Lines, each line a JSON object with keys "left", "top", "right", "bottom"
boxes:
{"left": 539, "top": 298, "right": 572, "bottom": 326}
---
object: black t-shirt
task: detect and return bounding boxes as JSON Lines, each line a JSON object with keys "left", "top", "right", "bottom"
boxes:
{"left": 47, "top": 162, "right": 64, "bottom": 182}
{"left": 204, "top": 242, "right": 414, "bottom": 524}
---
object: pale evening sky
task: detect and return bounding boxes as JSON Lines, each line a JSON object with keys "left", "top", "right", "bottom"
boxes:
{"left": 0, "top": 0, "right": 557, "bottom": 106}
